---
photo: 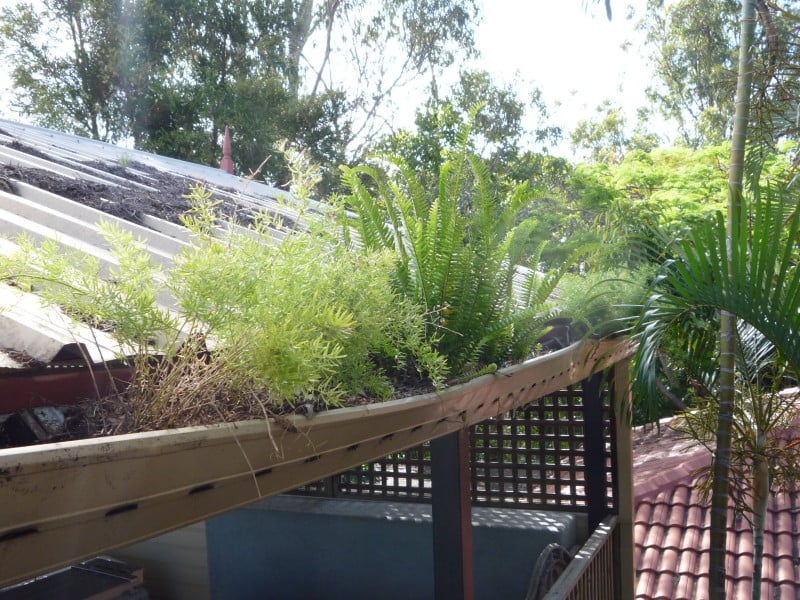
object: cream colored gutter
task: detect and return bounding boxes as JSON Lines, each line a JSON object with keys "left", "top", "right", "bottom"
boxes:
{"left": 0, "top": 339, "right": 633, "bottom": 587}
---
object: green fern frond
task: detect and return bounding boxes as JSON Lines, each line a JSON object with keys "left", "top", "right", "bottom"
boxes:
{"left": 341, "top": 107, "right": 577, "bottom": 375}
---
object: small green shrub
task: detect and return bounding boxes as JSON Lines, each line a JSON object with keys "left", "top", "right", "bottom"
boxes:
{"left": 173, "top": 189, "right": 446, "bottom": 404}
{"left": 5, "top": 224, "right": 177, "bottom": 355}
{"left": 0, "top": 185, "right": 447, "bottom": 430}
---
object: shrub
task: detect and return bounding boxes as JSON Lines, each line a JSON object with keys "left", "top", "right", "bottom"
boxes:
{"left": 554, "top": 266, "right": 655, "bottom": 338}
{"left": 173, "top": 187, "right": 447, "bottom": 403}
{"left": 0, "top": 185, "right": 447, "bottom": 430}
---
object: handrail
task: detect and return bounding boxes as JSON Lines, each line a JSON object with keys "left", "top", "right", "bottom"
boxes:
{"left": 543, "top": 515, "right": 620, "bottom": 600}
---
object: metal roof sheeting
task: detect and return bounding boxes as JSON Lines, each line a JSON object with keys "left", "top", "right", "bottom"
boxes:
{"left": 0, "top": 118, "right": 296, "bottom": 376}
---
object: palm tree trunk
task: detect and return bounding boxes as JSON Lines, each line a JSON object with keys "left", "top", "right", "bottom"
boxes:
{"left": 709, "top": 2, "right": 757, "bottom": 597}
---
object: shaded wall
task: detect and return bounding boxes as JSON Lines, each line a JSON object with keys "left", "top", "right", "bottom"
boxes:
{"left": 206, "top": 496, "right": 579, "bottom": 600}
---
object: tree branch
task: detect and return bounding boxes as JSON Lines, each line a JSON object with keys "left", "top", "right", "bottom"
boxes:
{"left": 310, "top": 0, "right": 340, "bottom": 97}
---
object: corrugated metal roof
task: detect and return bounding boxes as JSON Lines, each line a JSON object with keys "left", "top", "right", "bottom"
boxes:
{"left": 0, "top": 118, "right": 300, "bottom": 377}
{"left": 0, "top": 118, "right": 286, "bottom": 205}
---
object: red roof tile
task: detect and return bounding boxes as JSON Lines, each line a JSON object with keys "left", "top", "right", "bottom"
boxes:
{"left": 633, "top": 421, "right": 800, "bottom": 600}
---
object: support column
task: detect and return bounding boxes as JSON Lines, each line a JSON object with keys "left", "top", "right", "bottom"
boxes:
{"left": 582, "top": 372, "right": 607, "bottom": 532}
{"left": 430, "top": 428, "right": 474, "bottom": 600}
{"left": 611, "top": 358, "right": 635, "bottom": 600}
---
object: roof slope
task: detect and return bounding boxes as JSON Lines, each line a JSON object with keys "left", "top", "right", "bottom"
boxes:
{"left": 0, "top": 120, "right": 293, "bottom": 374}
{"left": 633, "top": 421, "right": 800, "bottom": 600}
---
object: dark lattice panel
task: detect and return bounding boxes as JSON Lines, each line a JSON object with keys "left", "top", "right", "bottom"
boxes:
{"left": 471, "top": 387, "right": 586, "bottom": 509}
{"left": 336, "top": 445, "right": 432, "bottom": 500}
{"left": 470, "top": 383, "right": 617, "bottom": 511}
{"left": 291, "top": 379, "right": 617, "bottom": 513}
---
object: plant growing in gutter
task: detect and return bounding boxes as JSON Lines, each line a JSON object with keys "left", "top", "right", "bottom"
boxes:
{"left": 6, "top": 227, "right": 177, "bottom": 357}
{"left": 0, "top": 186, "right": 446, "bottom": 431}
{"left": 340, "top": 112, "right": 565, "bottom": 374}
{"left": 173, "top": 184, "right": 447, "bottom": 403}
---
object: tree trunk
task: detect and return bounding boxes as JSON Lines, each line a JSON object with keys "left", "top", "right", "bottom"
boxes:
{"left": 709, "top": 1, "right": 757, "bottom": 598}
{"left": 287, "top": 0, "right": 316, "bottom": 98}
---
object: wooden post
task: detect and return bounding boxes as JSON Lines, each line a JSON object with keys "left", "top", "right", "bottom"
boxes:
{"left": 582, "top": 372, "right": 607, "bottom": 532}
{"left": 611, "top": 358, "right": 635, "bottom": 600}
{"left": 430, "top": 428, "right": 474, "bottom": 600}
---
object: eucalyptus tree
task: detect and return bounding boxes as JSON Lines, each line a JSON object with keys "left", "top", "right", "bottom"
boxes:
{"left": 637, "top": 0, "right": 800, "bottom": 148}
{"left": 0, "top": 0, "right": 128, "bottom": 141}
{"left": 377, "top": 69, "right": 557, "bottom": 179}
{"left": 570, "top": 101, "right": 660, "bottom": 164}
{"left": 0, "top": 0, "right": 480, "bottom": 194}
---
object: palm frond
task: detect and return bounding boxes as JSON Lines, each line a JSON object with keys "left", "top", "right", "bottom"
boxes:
{"left": 632, "top": 184, "right": 800, "bottom": 421}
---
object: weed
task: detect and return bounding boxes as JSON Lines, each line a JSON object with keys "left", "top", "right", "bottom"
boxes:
{"left": 1, "top": 182, "right": 446, "bottom": 432}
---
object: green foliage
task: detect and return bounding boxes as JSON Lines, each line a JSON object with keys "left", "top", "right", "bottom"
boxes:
{"left": 570, "top": 101, "right": 660, "bottom": 164}
{"left": 341, "top": 114, "right": 562, "bottom": 373}
{"left": 638, "top": 0, "right": 739, "bottom": 147}
{"left": 0, "top": 0, "right": 481, "bottom": 194}
{"left": 575, "top": 145, "right": 730, "bottom": 231}
{"left": 5, "top": 225, "right": 176, "bottom": 355}
{"left": 637, "top": 0, "right": 800, "bottom": 149}
{"left": 561, "top": 145, "right": 740, "bottom": 273}
{"left": 173, "top": 187, "right": 447, "bottom": 403}
{"left": 377, "top": 69, "right": 559, "bottom": 182}
{"left": 554, "top": 266, "right": 655, "bottom": 337}
{"left": 1, "top": 186, "right": 447, "bottom": 422}
{"left": 631, "top": 185, "right": 800, "bottom": 423}
{"left": 0, "top": 0, "right": 128, "bottom": 141}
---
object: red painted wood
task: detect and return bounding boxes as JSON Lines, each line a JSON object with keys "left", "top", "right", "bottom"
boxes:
{"left": 0, "top": 366, "right": 132, "bottom": 412}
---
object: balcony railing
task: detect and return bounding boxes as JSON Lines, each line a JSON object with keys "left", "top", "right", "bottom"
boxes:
{"left": 287, "top": 357, "right": 636, "bottom": 600}
{"left": 292, "top": 378, "right": 618, "bottom": 514}
{"left": 543, "top": 515, "right": 620, "bottom": 600}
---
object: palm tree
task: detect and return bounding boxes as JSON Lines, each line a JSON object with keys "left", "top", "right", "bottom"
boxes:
{"left": 595, "top": 0, "right": 757, "bottom": 595}
{"left": 633, "top": 187, "right": 800, "bottom": 600}
{"left": 678, "top": 320, "right": 800, "bottom": 598}
{"left": 711, "top": 1, "right": 757, "bottom": 596}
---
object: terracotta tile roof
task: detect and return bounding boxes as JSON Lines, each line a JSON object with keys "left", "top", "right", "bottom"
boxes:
{"left": 633, "top": 421, "right": 800, "bottom": 600}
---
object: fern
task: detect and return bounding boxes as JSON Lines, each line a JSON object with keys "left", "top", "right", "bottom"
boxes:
{"left": 341, "top": 112, "right": 565, "bottom": 373}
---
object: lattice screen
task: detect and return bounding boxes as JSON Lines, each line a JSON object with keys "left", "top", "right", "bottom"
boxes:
{"left": 290, "top": 379, "right": 617, "bottom": 513}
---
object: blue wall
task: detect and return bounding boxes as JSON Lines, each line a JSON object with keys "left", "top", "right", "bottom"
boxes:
{"left": 206, "top": 496, "right": 578, "bottom": 599}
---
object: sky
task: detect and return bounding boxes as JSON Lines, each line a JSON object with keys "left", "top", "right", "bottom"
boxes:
{"left": 0, "top": 1, "right": 655, "bottom": 159}
{"left": 465, "top": 0, "right": 654, "bottom": 156}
